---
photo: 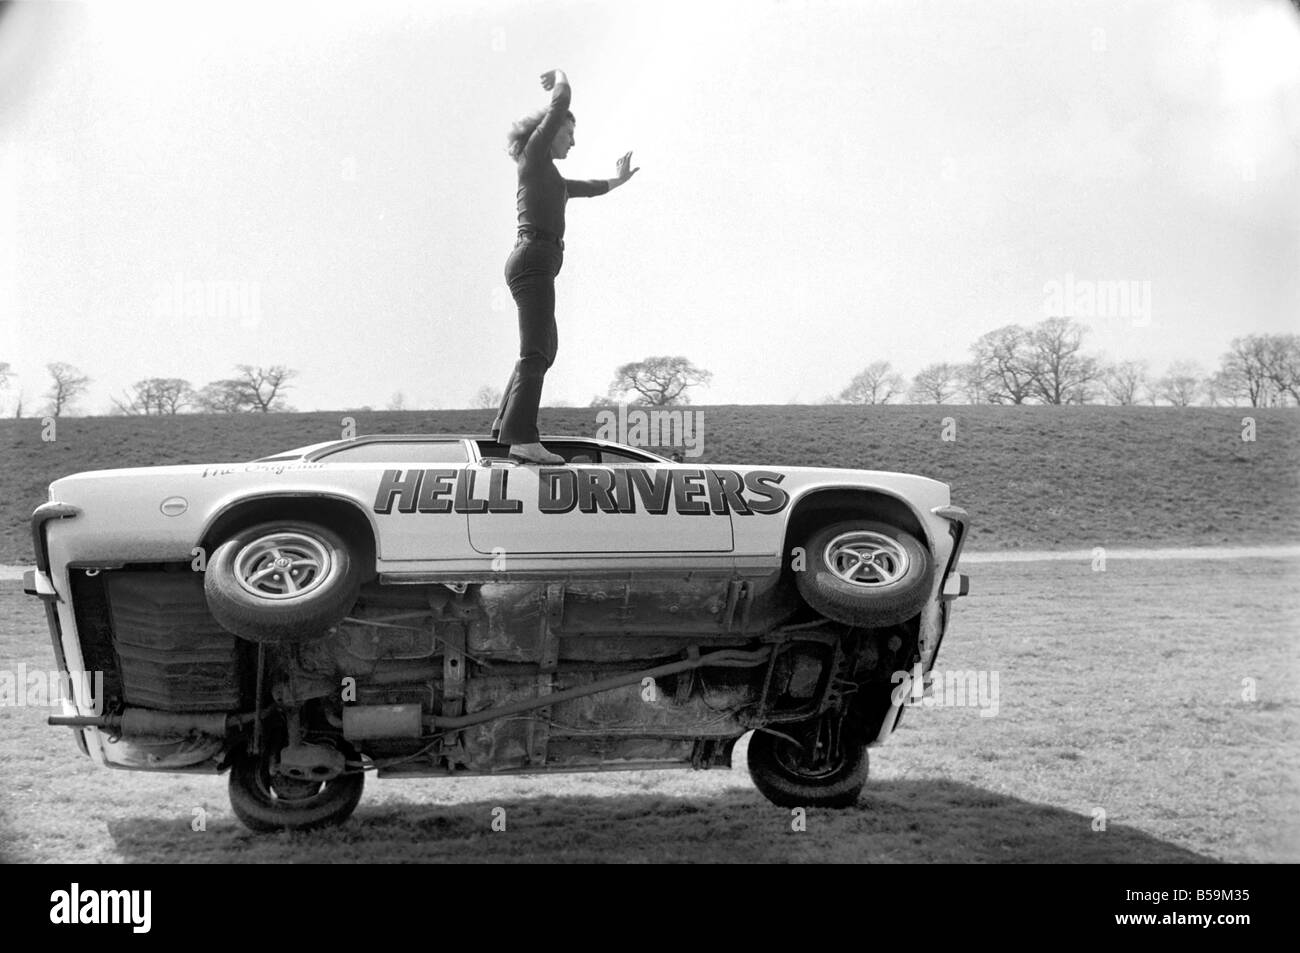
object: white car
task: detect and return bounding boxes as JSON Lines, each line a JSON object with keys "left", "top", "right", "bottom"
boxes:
{"left": 25, "top": 433, "right": 970, "bottom": 831}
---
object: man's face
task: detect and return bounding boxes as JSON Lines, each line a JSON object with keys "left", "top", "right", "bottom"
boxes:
{"left": 550, "top": 120, "right": 575, "bottom": 160}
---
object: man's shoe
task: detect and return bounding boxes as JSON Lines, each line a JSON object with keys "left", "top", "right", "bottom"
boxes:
{"left": 508, "top": 442, "right": 565, "bottom": 465}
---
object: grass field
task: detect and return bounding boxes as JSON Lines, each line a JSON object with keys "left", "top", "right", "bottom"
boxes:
{"left": 3, "top": 557, "right": 1296, "bottom": 863}
{"left": 1, "top": 406, "right": 1298, "bottom": 562}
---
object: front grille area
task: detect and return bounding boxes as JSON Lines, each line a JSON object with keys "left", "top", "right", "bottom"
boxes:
{"left": 105, "top": 571, "right": 244, "bottom": 712}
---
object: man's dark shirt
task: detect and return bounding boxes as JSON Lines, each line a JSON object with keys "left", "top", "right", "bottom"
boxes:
{"left": 516, "top": 83, "right": 609, "bottom": 239}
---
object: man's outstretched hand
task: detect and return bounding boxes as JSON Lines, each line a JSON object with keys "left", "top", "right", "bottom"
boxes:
{"left": 615, "top": 151, "right": 640, "bottom": 183}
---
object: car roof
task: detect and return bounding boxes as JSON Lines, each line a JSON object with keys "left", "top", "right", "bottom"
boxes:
{"left": 256, "top": 434, "right": 671, "bottom": 463}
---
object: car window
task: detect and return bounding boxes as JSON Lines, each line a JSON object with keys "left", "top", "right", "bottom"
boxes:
{"left": 474, "top": 440, "right": 660, "bottom": 464}
{"left": 600, "top": 449, "right": 662, "bottom": 465}
{"left": 315, "top": 441, "right": 469, "bottom": 463}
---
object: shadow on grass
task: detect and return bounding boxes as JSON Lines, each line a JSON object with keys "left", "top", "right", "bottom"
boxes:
{"left": 106, "top": 779, "right": 1218, "bottom": 863}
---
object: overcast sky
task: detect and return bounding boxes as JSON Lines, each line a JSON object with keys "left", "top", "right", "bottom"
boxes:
{"left": 1, "top": 0, "right": 1297, "bottom": 413}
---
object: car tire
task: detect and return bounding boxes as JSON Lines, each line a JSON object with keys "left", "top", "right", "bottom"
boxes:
{"left": 204, "top": 521, "right": 362, "bottom": 643}
{"left": 747, "top": 721, "right": 869, "bottom": 809}
{"left": 795, "top": 519, "right": 932, "bottom": 627}
{"left": 227, "top": 740, "right": 365, "bottom": 833}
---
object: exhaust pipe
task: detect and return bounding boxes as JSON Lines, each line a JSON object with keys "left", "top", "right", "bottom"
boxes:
{"left": 49, "top": 708, "right": 255, "bottom": 737}
{"left": 422, "top": 647, "right": 772, "bottom": 731}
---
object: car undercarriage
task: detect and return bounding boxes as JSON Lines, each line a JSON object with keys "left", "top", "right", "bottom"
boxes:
{"left": 52, "top": 561, "right": 932, "bottom": 829}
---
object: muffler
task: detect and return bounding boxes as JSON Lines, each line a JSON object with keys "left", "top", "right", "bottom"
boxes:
{"left": 342, "top": 703, "right": 423, "bottom": 740}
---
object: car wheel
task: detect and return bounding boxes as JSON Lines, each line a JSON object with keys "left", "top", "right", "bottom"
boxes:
{"left": 795, "top": 520, "right": 932, "bottom": 627}
{"left": 204, "top": 521, "right": 362, "bottom": 643}
{"left": 227, "top": 740, "right": 365, "bottom": 833}
{"left": 747, "top": 719, "right": 869, "bottom": 809}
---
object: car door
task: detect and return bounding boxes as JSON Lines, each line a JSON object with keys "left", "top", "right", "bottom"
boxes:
{"left": 466, "top": 460, "right": 734, "bottom": 555}
{"left": 313, "top": 438, "right": 476, "bottom": 562}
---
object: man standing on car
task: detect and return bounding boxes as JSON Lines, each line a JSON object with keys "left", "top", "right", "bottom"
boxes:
{"left": 492, "top": 68, "right": 639, "bottom": 464}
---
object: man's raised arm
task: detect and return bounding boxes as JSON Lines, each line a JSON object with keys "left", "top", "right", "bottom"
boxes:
{"left": 523, "top": 69, "right": 572, "bottom": 161}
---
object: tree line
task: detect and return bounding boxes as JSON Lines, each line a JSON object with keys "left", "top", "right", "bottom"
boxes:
{"left": 0, "top": 363, "right": 297, "bottom": 417}
{"left": 833, "top": 320, "right": 1300, "bottom": 407}
{"left": 4, "top": 325, "right": 1297, "bottom": 417}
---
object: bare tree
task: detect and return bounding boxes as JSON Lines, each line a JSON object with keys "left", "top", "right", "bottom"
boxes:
{"left": 908, "top": 362, "right": 963, "bottom": 404}
{"left": 970, "top": 325, "right": 1036, "bottom": 404}
{"left": 838, "top": 361, "right": 905, "bottom": 405}
{"left": 196, "top": 381, "right": 252, "bottom": 413}
{"left": 156, "top": 378, "right": 193, "bottom": 414}
{"left": 0, "top": 362, "right": 11, "bottom": 416}
{"left": 1027, "top": 317, "right": 1100, "bottom": 404}
{"left": 386, "top": 391, "right": 409, "bottom": 411}
{"left": 1155, "top": 361, "right": 1206, "bottom": 406}
{"left": 472, "top": 385, "right": 503, "bottom": 410}
{"left": 1204, "top": 371, "right": 1237, "bottom": 407}
{"left": 608, "top": 356, "right": 712, "bottom": 406}
{"left": 197, "top": 364, "right": 296, "bottom": 414}
{"left": 44, "top": 362, "right": 91, "bottom": 417}
{"left": 112, "top": 378, "right": 195, "bottom": 415}
{"left": 958, "top": 361, "right": 988, "bottom": 404}
{"left": 1216, "top": 335, "right": 1275, "bottom": 407}
{"left": 1100, "top": 360, "right": 1149, "bottom": 405}
{"left": 236, "top": 364, "right": 295, "bottom": 412}
{"left": 1262, "top": 334, "right": 1300, "bottom": 405}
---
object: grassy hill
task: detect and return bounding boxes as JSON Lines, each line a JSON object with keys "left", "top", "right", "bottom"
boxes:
{"left": 1, "top": 405, "right": 1297, "bottom": 562}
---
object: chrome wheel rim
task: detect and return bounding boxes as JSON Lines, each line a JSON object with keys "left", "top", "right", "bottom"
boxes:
{"left": 823, "top": 531, "right": 910, "bottom": 588}
{"left": 773, "top": 738, "right": 843, "bottom": 779}
{"left": 268, "top": 772, "right": 324, "bottom": 801}
{"left": 233, "top": 531, "right": 336, "bottom": 601}
{"left": 767, "top": 720, "right": 846, "bottom": 779}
